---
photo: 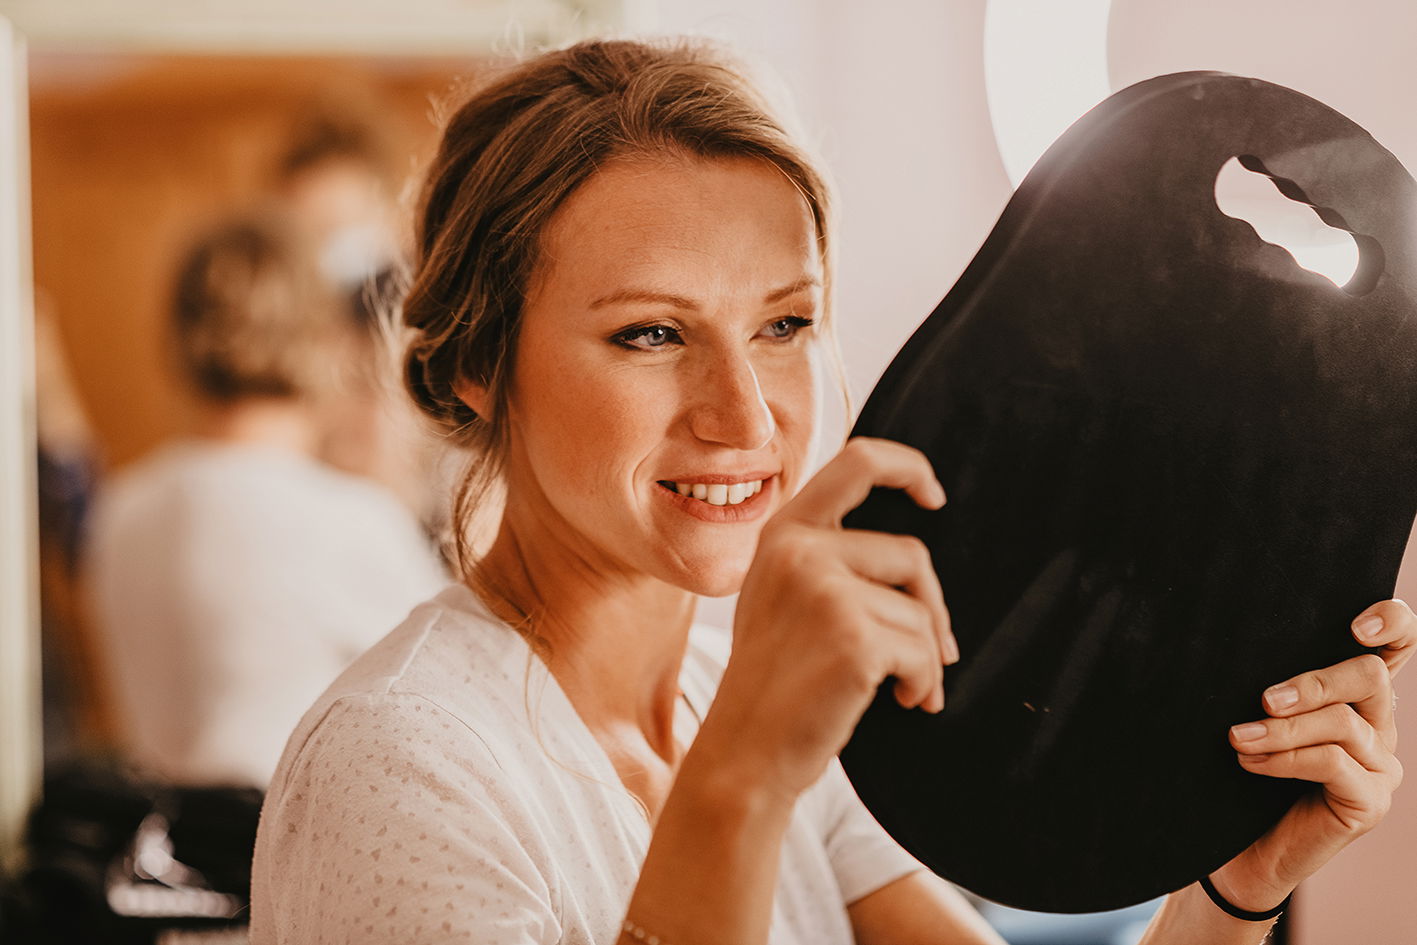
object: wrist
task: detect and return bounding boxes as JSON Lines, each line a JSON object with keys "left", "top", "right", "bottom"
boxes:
{"left": 685, "top": 704, "right": 813, "bottom": 808}
{"left": 1200, "top": 873, "right": 1290, "bottom": 922}
{"left": 628, "top": 731, "right": 796, "bottom": 945}
{"left": 676, "top": 727, "right": 800, "bottom": 819}
{"left": 1210, "top": 847, "right": 1295, "bottom": 915}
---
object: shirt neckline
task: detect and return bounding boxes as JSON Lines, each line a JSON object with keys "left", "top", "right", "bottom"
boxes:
{"left": 438, "top": 582, "right": 710, "bottom": 829}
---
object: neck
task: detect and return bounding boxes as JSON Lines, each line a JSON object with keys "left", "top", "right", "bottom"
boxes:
{"left": 473, "top": 488, "right": 698, "bottom": 761}
{"left": 193, "top": 397, "right": 318, "bottom": 455}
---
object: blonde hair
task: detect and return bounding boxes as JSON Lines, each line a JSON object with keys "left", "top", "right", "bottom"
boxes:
{"left": 401, "top": 37, "right": 838, "bottom": 576}
{"left": 172, "top": 215, "right": 339, "bottom": 402}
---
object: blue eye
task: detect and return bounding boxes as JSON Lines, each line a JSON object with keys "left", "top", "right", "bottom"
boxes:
{"left": 613, "top": 324, "right": 683, "bottom": 350}
{"left": 762, "top": 316, "right": 815, "bottom": 340}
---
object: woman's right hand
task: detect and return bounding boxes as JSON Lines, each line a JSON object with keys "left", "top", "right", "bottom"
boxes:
{"left": 697, "top": 437, "right": 958, "bottom": 801}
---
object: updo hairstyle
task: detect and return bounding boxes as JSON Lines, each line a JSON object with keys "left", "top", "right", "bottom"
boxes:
{"left": 401, "top": 37, "right": 836, "bottom": 574}
{"left": 172, "top": 214, "right": 340, "bottom": 403}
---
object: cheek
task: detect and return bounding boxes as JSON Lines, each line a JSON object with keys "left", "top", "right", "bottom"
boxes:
{"left": 511, "top": 345, "right": 672, "bottom": 495}
{"left": 761, "top": 354, "right": 819, "bottom": 462}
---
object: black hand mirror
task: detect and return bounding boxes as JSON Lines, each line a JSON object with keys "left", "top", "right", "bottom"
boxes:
{"left": 841, "top": 71, "right": 1417, "bottom": 913}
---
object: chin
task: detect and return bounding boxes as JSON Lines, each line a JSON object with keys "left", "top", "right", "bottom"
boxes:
{"left": 659, "top": 547, "right": 752, "bottom": 598}
{"left": 691, "top": 572, "right": 749, "bottom": 599}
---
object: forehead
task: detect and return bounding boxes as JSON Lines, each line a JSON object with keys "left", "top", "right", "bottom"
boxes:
{"left": 532, "top": 153, "right": 821, "bottom": 303}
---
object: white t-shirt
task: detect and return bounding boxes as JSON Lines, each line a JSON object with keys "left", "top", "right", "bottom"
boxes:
{"left": 86, "top": 439, "right": 448, "bottom": 787}
{"left": 250, "top": 584, "right": 926, "bottom": 944}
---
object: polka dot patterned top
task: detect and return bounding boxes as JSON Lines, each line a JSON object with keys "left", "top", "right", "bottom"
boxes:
{"left": 249, "top": 584, "right": 926, "bottom": 944}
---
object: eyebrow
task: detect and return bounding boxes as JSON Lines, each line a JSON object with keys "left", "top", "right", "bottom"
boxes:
{"left": 588, "top": 276, "right": 821, "bottom": 311}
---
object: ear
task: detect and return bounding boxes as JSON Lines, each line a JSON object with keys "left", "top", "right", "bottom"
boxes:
{"left": 452, "top": 375, "right": 491, "bottom": 421}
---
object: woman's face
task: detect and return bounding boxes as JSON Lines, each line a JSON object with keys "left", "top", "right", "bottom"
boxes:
{"left": 494, "top": 153, "right": 823, "bottom": 597}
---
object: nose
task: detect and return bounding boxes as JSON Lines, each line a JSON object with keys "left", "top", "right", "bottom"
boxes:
{"left": 689, "top": 352, "right": 776, "bottom": 451}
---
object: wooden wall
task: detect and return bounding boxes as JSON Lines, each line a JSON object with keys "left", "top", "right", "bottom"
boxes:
{"left": 29, "top": 54, "right": 475, "bottom": 469}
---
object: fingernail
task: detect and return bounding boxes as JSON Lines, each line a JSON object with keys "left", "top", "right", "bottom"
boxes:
{"left": 943, "top": 635, "right": 960, "bottom": 665}
{"left": 1231, "top": 722, "right": 1267, "bottom": 742}
{"left": 1239, "top": 753, "right": 1271, "bottom": 764}
{"left": 1265, "top": 685, "right": 1299, "bottom": 711}
{"left": 932, "top": 481, "right": 948, "bottom": 507}
{"left": 1353, "top": 615, "right": 1384, "bottom": 641}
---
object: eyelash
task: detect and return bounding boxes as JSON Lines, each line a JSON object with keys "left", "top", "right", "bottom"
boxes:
{"left": 611, "top": 316, "right": 816, "bottom": 351}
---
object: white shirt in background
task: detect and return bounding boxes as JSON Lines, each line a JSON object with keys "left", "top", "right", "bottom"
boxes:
{"left": 250, "top": 584, "right": 926, "bottom": 944}
{"left": 86, "top": 439, "right": 448, "bottom": 787}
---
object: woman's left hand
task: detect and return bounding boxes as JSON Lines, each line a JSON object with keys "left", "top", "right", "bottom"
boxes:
{"left": 1210, "top": 598, "right": 1413, "bottom": 911}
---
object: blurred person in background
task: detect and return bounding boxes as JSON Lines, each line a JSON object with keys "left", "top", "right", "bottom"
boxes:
{"left": 271, "top": 99, "right": 456, "bottom": 550}
{"left": 84, "top": 214, "right": 447, "bottom": 789}
{"left": 272, "top": 98, "right": 401, "bottom": 293}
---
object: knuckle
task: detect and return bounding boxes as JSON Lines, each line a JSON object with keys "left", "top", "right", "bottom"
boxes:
{"left": 897, "top": 668, "right": 930, "bottom": 697}
{"left": 842, "top": 437, "right": 877, "bottom": 468}
{"left": 1355, "top": 653, "right": 1390, "bottom": 687}
{"left": 1268, "top": 714, "right": 1296, "bottom": 743}
{"left": 900, "top": 534, "right": 932, "bottom": 570}
{"left": 772, "top": 525, "right": 819, "bottom": 571}
{"left": 1339, "top": 704, "right": 1368, "bottom": 738}
{"left": 846, "top": 649, "right": 882, "bottom": 693}
{"left": 756, "top": 518, "right": 791, "bottom": 552}
{"left": 1266, "top": 748, "right": 1296, "bottom": 769}
{"left": 1380, "top": 597, "right": 1410, "bottom": 621}
{"left": 1321, "top": 743, "right": 1351, "bottom": 770}
{"left": 1369, "top": 790, "right": 1393, "bottom": 823}
{"left": 1340, "top": 789, "right": 1389, "bottom": 834}
{"left": 908, "top": 663, "right": 937, "bottom": 698}
{"left": 893, "top": 439, "right": 928, "bottom": 463}
{"left": 1306, "top": 673, "right": 1331, "bottom": 707}
{"left": 1353, "top": 717, "right": 1380, "bottom": 756}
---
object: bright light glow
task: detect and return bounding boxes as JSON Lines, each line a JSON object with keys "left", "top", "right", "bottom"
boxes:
{"left": 984, "top": 3, "right": 1363, "bottom": 289}
{"left": 984, "top": 0, "right": 1115, "bottom": 187}
{"left": 1214, "top": 157, "right": 1361, "bottom": 288}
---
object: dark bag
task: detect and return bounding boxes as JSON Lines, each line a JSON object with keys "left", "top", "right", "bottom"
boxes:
{"left": 5, "top": 760, "right": 260, "bottom": 945}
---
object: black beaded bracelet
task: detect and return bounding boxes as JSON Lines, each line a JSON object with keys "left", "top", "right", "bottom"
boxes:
{"left": 1199, "top": 874, "right": 1291, "bottom": 922}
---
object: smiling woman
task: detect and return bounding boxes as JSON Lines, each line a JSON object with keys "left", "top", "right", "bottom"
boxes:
{"left": 248, "top": 35, "right": 1409, "bottom": 945}
{"left": 397, "top": 44, "right": 836, "bottom": 581}
{"left": 477, "top": 154, "right": 821, "bottom": 596}
{"left": 250, "top": 38, "right": 969, "bottom": 945}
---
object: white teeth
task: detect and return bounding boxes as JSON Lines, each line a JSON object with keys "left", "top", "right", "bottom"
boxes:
{"left": 667, "top": 478, "right": 766, "bottom": 506}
